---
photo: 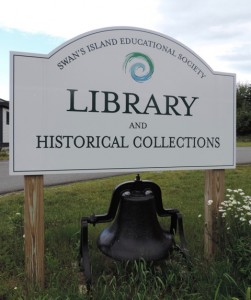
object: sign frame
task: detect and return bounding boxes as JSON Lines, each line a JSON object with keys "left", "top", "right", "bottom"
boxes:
{"left": 10, "top": 26, "right": 236, "bottom": 175}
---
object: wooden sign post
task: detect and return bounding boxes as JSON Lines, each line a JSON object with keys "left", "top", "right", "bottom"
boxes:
{"left": 24, "top": 175, "right": 45, "bottom": 288}
{"left": 204, "top": 169, "right": 225, "bottom": 259}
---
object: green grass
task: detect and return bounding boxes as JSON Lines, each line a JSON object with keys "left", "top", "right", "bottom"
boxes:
{"left": 0, "top": 167, "right": 251, "bottom": 299}
{"left": 237, "top": 141, "right": 251, "bottom": 146}
{"left": 237, "top": 134, "right": 251, "bottom": 146}
{"left": 0, "top": 149, "right": 9, "bottom": 160}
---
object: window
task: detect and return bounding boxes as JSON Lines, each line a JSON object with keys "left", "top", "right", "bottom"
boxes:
{"left": 6, "top": 111, "right": 9, "bottom": 125}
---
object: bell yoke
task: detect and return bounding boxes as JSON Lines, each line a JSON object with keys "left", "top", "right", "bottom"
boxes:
{"left": 79, "top": 175, "right": 188, "bottom": 286}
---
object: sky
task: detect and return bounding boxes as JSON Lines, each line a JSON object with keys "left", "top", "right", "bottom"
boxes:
{"left": 1, "top": 0, "right": 251, "bottom": 100}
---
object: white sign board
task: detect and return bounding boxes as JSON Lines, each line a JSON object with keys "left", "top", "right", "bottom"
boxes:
{"left": 10, "top": 27, "right": 236, "bottom": 175}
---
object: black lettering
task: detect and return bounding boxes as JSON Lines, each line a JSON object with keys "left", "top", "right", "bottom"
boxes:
{"left": 133, "top": 136, "right": 142, "bottom": 148}
{"left": 55, "top": 136, "right": 63, "bottom": 148}
{"left": 80, "top": 48, "right": 86, "bottom": 55}
{"left": 215, "top": 137, "right": 220, "bottom": 148}
{"left": 36, "top": 135, "right": 48, "bottom": 148}
{"left": 67, "top": 89, "right": 88, "bottom": 112}
{"left": 57, "top": 63, "right": 64, "bottom": 70}
{"left": 177, "top": 137, "right": 185, "bottom": 148}
{"left": 72, "top": 51, "right": 80, "bottom": 59}
{"left": 164, "top": 96, "right": 182, "bottom": 116}
{"left": 89, "top": 90, "right": 99, "bottom": 112}
{"left": 101, "top": 136, "right": 111, "bottom": 148}
{"left": 102, "top": 92, "right": 120, "bottom": 113}
{"left": 179, "top": 96, "right": 199, "bottom": 116}
{"left": 74, "top": 136, "right": 85, "bottom": 148}
{"left": 169, "top": 137, "right": 176, "bottom": 148}
{"left": 61, "top": 58, "right": 70, "bottom": 66}
{"left": 86, "top": 136, "right": 95, "bottom": 148}
{"left": 123, "top": 93, "right": 142, "bottom": 114}
{"left": 143, "top": 136, "right": 153, "bottom": 148}
{"left": 63, "top": 136, "right": 74, "bottom": 148}
{"left": 197, "top": 137, "right": 206, "bottom": 148}
{"left": 143, "top": 95, "right": 162, "bottom": 115}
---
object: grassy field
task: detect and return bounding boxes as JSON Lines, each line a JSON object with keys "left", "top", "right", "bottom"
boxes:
{"left": 0, "top": 149, "right": 9, "bottom": 160}
{"left": 237, "top": 134, "right": 251, "bottom": 146}
{"left": 0, "top": 166, "right": 251, "bottom": 299}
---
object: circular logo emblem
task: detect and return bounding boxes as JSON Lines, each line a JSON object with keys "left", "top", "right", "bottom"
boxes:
{"left": 123, "top": 52, "right": 154, "bottom": 83}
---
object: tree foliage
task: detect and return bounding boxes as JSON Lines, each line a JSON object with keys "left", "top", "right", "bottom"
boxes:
{"left": 236, "top": 83, "right": 251, "bottom": 135}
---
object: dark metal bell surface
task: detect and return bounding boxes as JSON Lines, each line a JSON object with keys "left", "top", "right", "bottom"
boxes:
{"left": 97, "top": 190, "right": 174, "bottom": 261}
{"left": 79, "top": 175, "right": 188, "bottom": 286}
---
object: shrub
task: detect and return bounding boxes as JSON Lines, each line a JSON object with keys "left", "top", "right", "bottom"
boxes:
{"left": 218, "top": 189, "right": 251, "bottom": 283}
{"left": 237, "top": 110, "right": 251, "bottom": 135}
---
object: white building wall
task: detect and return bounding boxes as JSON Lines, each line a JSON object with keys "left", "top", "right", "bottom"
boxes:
{"left": 2, "top": 107, "right": 9, "bottom": 144}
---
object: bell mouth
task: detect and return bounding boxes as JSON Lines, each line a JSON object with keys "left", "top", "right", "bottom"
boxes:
{"left": 98, "top": 231, "right": 174, "bottom": 262}
{"left": 97, "top": 187, "right": 174, "bottom": 261}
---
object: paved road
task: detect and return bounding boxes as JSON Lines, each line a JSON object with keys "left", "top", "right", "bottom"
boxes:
{"left": 0, "top": 162, "right": 127, "bottom": 194}
{"left": 1, "top": 147, "right": 250, "bottom": 194}
{"left": 236, "top": 147, "right": 251, "bottom": 164}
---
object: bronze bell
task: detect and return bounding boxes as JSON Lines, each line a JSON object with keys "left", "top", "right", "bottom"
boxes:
{"left": 79, "top": 175, "right": 187, "bottom": 286}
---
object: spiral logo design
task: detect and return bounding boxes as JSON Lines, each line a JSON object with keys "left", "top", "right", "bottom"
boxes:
{"left": 123, "top": 52, "right": 154, "bottom": 83}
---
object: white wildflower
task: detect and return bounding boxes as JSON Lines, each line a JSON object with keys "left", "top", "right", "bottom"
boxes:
{"left": 79, "top": 284, "right": 88, "bottom": 295}
{"left": 219, "top": 188, "right": 251, "bottom": 228}
{"left": 198, "top": 214, "right": 202, "bottom": 218}
{"left": 243, "top": 205, "right": 250, "bottom": 211}
{"left": 208, "top": 199, "right": 213, "bottom": 206}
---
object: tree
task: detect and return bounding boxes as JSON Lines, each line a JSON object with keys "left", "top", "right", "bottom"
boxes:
{"left": 236, "top": 83, "right": 251, "bottom": 135}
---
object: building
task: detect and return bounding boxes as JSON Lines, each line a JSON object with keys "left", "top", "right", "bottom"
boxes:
{"left": 0, "top": 99, "right": 9, "bottom": 149}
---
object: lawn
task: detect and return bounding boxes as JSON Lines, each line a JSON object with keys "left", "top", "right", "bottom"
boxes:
{"left": 0, "top": 166, "right": 250, "bottom": 299}
{"left": 237, "top": 135, "right": 251, "bottom": 147}
{"left": 0, "top": 149, "right": 9, "bottom": 160}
